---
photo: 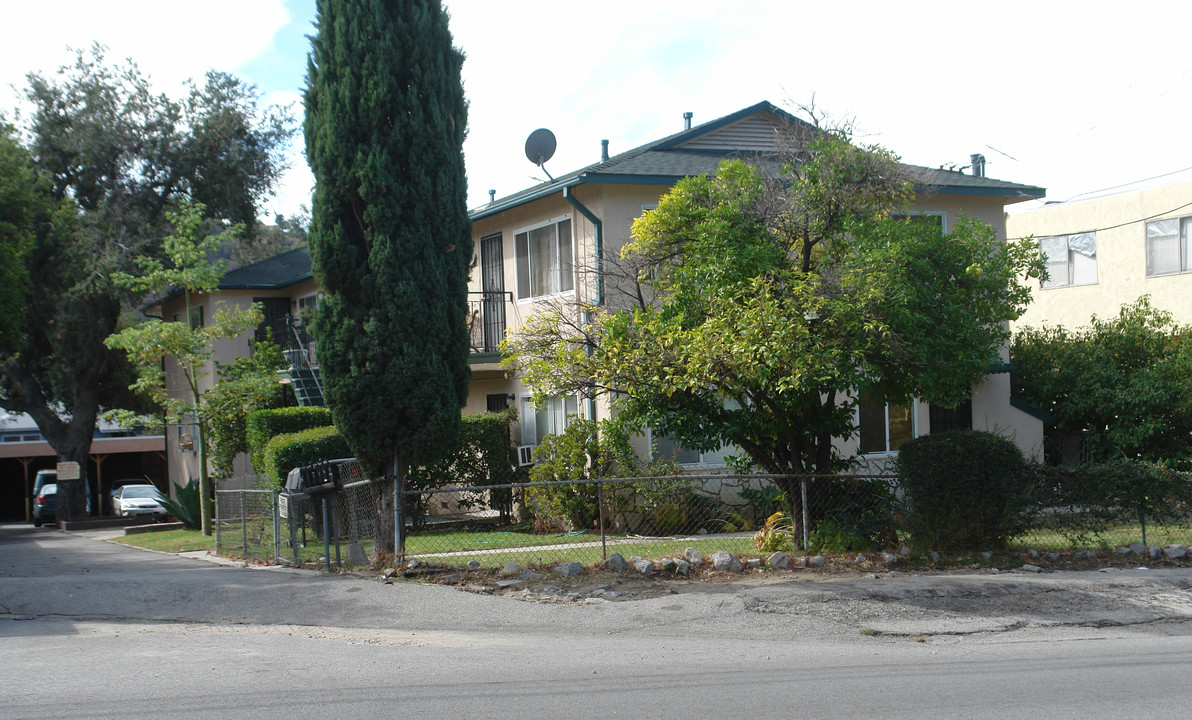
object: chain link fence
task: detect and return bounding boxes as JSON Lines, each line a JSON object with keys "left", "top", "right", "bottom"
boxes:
{"left": 215, "top": 469, "right": 1192, "bottom": 572}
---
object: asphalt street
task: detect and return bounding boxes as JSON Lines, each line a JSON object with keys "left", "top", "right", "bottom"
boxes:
{"left": 4, "top": 523, "right": 1192, "bottom": 719}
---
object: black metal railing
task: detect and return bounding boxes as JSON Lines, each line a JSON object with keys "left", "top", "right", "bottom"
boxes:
{"left": 468, "top": 291, "right": 511, "bottom": 354}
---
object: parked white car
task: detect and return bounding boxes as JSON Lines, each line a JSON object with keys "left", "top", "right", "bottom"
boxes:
{"left": 111, "top": 484, "right": 168, "bottom": 521}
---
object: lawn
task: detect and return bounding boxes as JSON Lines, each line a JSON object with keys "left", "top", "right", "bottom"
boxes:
{"left": 113, "top": 529, "right": 215, "bottom": 554}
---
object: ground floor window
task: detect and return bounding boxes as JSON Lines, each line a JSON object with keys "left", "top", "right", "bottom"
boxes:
{"left": 520, "top": 395, "right": 579, "bottom": 445}
{"left": 858, "top": 395, "right": 915, "bottom": 454}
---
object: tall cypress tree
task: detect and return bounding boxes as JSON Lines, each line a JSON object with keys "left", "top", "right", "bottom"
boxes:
{"left": 304, "top": 0, "right": 472, "bottom": 553}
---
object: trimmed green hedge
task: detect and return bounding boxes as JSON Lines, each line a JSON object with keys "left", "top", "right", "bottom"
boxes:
{"left": 246, "top": 406, "right": 333, "bottom": 473}
{"left": 895, "top": 430, "right": 1031, "bottom": 550}
{"left": 261, "top": 425, "right": 352, "bottom": 489}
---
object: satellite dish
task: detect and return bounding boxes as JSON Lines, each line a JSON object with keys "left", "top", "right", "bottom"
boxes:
{"left": 525, "top": 128, "right": 557, "bottom": 180}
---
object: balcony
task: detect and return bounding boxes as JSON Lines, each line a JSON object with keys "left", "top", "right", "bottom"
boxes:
{"left": 468, "top": 290, "right": 511, "bottom": 363}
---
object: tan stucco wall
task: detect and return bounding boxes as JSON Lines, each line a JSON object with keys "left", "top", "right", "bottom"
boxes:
{"left": 1008, "top": 181, "right": 1192, "bottom": 330}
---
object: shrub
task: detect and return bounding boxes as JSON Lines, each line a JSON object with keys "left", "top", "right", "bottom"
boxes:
{"left": 246, "top": 406, "right": 333, "bottom": 473}
{"left": 895, "top": 430, "right": 1032, "bottom": 550}
{"left": 1033, "top": 459, "right": 1192, "bottom": 546}
{"left": 159, "top": 478, "right": 202, "bottom": 530}
{"left": 261, "top": 425, "right": 352, "bottom": 489}
{"left": 407, "top": 410, "right": 519, "bottom": 527}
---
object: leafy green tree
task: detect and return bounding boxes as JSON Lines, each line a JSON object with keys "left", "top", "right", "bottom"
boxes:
{"left": 0, "top": 46, "right": 292, "bottom": 520}
{"left": 1012, "top": 296, "right": 1192, "bottom": 464}
{"left": 507, "top": 131, "right": 1042, "bottom": 534}
{"left": 304, "top": 0, "right": 472, "bottom": 555}
{"left": 106, "top": 202, "right": 275, "bottom": 535}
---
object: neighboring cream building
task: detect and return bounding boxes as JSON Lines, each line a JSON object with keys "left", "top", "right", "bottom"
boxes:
{"left": 1007, "top": 179, "right": 1192, "bottom": 331}
{"left": 154, "top": 101, "right": 1050, "bottom": 486}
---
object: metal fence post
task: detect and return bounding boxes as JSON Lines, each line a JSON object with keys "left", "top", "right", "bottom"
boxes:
{"left": 801, "top": 476, "right": 810, "bottom": 552}
{"left": 598, "top": 479, "right": 607, "bottom": 561}
{"left": 214, "top": 491, "right": 221, "bottom": 552}
{"left": 322, "top": 497, "right": 332, "bottom": 572}
{"left": 241, "top": 490, "right": 248, "bottom": 554}
{"left": 273, "top": 491, "right": 281, "bottom": 562}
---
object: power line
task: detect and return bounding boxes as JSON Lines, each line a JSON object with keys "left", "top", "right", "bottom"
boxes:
{"left": 1008, "top": 199, "right": 1192, "bottom": 242}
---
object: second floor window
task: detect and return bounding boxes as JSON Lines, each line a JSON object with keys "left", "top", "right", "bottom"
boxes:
{"left": 1040, "top": 232, "right": 1097, "bottom": 288}
{"left": 515, "top": 217, "right": 573, "bottom": 301}
{"left": 1146, "top": 217, "right": 1192, "bottom": 276}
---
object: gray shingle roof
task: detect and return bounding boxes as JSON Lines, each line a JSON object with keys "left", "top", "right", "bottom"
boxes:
{"left": 471, "top": 101, "right": 1044, "bottom": 220}
{"left": 218, "top": 246, "right": 312, "bottom": 290}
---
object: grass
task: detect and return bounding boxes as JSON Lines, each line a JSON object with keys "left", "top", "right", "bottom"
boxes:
{"left": 1007, "top": 523, "right": 1192, "bottom": 552}
{"left": 112, "top": 528, "right": 215, "bottom": 554}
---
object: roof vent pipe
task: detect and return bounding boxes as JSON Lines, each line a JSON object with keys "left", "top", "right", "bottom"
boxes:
{"left": 601, "top": 139, "right": 609, "bottom": 162}
{"left": 488, "top": 189, "right": 496, "bottom": 203}
{"left": 683, "top": 111, "right": 693, "bottom": 130}
{"left": 970, "top": 153, "right": 986, "bottom": 178}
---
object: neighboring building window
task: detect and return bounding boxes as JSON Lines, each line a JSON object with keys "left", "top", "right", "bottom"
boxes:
{"left": 1040, "top": 232, "right": 1097, "bottom": 288}
{"left": 651, "top": 431, "right": 701, "bottom": 465}
{"left": 1146, "top": 217, "right": 1192, "bottom": 276}
{"left": 486, "top": 394, "right": 511, "bottom": 413}
{"left": 188, "top": 304, "right": 204, "bottom": 329}
{"left": 515, "top": 217, "right": 573, "bottom": 300}
{"left": 892, "top": 212, "right": 945, "bottom": 231}
{"left": 858, "top": 395, "right": 915, "bottom": 454}
{"left": 520, "top": 395, "right": 579, "bottom": 445}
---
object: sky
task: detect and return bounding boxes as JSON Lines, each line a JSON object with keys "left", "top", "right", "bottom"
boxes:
{"left": 3, "top": 1, "right": 1192, "bottom": 220}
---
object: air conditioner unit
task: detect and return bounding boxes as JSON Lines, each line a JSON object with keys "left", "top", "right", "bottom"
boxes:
{"left": 517, "top": 445, "right": 536, "bottom": 466}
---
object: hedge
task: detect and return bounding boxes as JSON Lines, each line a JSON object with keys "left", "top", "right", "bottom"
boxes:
{"left": 261, "top": 425, "right": 352, "bottom": 490}
{"left": 246, "top": 406, "right": 334, "bottom": 473}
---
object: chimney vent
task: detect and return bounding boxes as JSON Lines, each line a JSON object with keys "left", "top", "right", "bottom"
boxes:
{"left": 488, "top": 189, "right": 496, "bottom": 203}
{"left": 970, "top": 153, "right": 986, "bottom": 178}
{"left": 683, "top": 111, "right": 693, "bottom": 130}
{"left": 601, "top": 139, "right": 609, "bottom": 162}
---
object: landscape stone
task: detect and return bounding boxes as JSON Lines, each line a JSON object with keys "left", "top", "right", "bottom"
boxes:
{"left": 381, "top": 568, "right": 398, "bottom": 579}
{"left": 467, "top": 561, "right": 481, "bottom": 569}
{"left": 747, "top": 558, "right": 763, "bottom": 569}
{"left": 809, "top": 555, "right": 827, "bottom": 567}
{"left": 1074, "top": 550, "right": 1096, "bottom": 560}
{"left": 1021, "top": 564, "right": 1043, "bottom": 573}
{"left": 519, "top": 569, "right": 546, "bottom": 580}
{"left": 1046, "top": 552, "right": 1060, "bottom": 561}
{"left": 855, "top": 554, "right": 868, "bottom": 563}
{"left": 1115, "top": 546, "right": 1132, "bottom": 556}
{"left": 882, "top": 553, "right": 899, "bottom": 565}
{"left": 675, "top": 559, "right": 691, "bottom": 576}
{"left": 1149, "top": 546, "right": 1163, "bottom": 560}
{"left": 684, "top": 547, "right": 703, "bottom": 565}
{"left": 900, "top": 545, "right": 912, "bottom": 556}
{"left": 495, "top": 579, "right": 522, "bottom": 588}
{"left": 928, "top": 551, "right": 940, "bottom": 563}
{"left": 631, "top": 556, "right": 655, "bottom": 575}
{"left": 660, "top": 558, "right": 677, "bottom": 574}
{"left": 768, "top": 551, "right": 789, "bottom": 569}
{"left": 711, "top": 551, "right": 743, "bottom": 572}
{"left": 1028, "top": 549, "right": 1041, "bottom": 560}
{"left": 499, "top": 561, "right": 520, "bottom": 577}
{"left": 1130, "top": 541, "right": 1146, "bottom": 555}
{"left": 1163, "top": 546, "right": 1188, "bottom": 559}
{"left": 554, "top": 561, "right": 583, "bottom": 577}
{"left": 407, "top": 558, "right": 423, "bottom": 569}
{"left": 793, "top": 556, "right": 807, "bottom": 568}
{"left": 604, "top": 553, "right": 628, "bottom": 572}
{"left": 980, "top": 551, "right": 994, "bottom": 561}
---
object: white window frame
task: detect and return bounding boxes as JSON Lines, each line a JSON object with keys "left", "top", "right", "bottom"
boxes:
{"left": 1145, "top": 216, "right": 1192, "bottom": 277}
{"left": 892, "top": 211, "right": 947, "bottom": 233}
{"left": 857, "top": 397, "right": 917, "bottom": 455}
{"left": 514, "top": 215, "right": 574, "bottom": 302}
{"left": 1040, "top": 232, "right": 1098, "bottom": 289}
{"left": 519, "top": 394, "right": 580, "bottom": 446}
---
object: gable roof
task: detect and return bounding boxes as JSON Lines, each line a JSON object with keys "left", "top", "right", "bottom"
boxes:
{"left": 218, "top": 246, "right": 312, "bottom": 290}
{"left": 145, "top": 246, "right": 312, "bottom": 311}
{"left": 471, "top": 100, "right": 1045, "bottom": 220}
